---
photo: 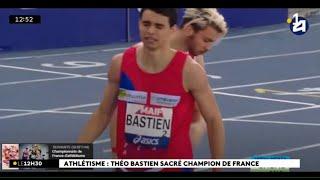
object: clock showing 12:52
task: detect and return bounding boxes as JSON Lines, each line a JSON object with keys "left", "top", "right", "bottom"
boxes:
{"left": 9, "top": 15, "right": 41, "bottom": 24}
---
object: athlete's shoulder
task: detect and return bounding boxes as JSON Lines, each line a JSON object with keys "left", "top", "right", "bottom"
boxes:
{"left": 183, "top": 55, "right": 207, "bottom": 92}
{"left": 193, "top": 55, "right": 205, "bottom": 67}
{"left": 173, "top": 49, "right": 191, "bottom": 61}
{"left": 184, "top": 55, "right": 206, "bottom": 78}
{"left": 194, "top": 54, "right": 204, "bottom": 61}
{"left": 111, "top": 53, "right": 123, "bottom": 65}
{"left": 111, "top": 45, "right": 136, "bottom": 64}
{"left": 177, "top": 49, "right": 189, "bottom": 55}
{"left": 183, "top": 54, "right": 203, "bottom": 76}
{"left": 185, "top": 55, "right": 200, "bottom": 67}
{"left": 108, "top": 53, "right": 123, "bottom": 82}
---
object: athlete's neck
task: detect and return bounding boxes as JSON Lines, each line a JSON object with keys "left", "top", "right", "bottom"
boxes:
{"left": 171, "top": 30, "right": 188, "bottom": 52}
{"left": 137, "top": 45, "right": 176, "bottom": 74}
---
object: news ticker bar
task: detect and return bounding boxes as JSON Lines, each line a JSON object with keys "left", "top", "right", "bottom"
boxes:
{"left": 10, "top": 159, "right": 300, "bottom": 169}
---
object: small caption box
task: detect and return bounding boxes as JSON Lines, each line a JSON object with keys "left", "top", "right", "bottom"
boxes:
{"left": 9, "top": 15, "right": 41, "bottom": 24}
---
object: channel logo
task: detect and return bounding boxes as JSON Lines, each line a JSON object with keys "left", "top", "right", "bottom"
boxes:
{"left": 287, "top": 13, "right": 309, "bottom": 35}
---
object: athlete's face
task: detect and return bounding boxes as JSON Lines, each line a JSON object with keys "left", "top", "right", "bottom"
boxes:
{"left": 186, "top": 26, "right": 222, "bottom": 56}
{"left": 139, "top": 10, "right": 175, "bottom": 50}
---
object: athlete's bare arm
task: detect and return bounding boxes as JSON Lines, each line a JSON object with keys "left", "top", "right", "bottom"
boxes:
{"left": 78, "top": 54, "right": 122, "bottom": 143}
{"left": 194, "top": 55, "right": 205, "bottom": 68}
{"left": 183, "top": 57, "right": 225, "bottom": 161}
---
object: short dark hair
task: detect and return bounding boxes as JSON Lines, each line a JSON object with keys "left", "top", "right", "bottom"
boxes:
{"left": 139, "top": 8, "right": 178, "bottom": 27}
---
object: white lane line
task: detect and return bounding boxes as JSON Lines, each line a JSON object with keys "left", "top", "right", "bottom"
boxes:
{"left": 224, "top": 28, "right": 291, "bottom": 40}
{"left": 85, "top": 73, "right": 108, "bottom": 80}
{"left": 0, "top": 64, "right": 107, "bottom": 81}
{"left": 274, "top": 92, "right": 320, "bottom": 96}
{"left": 205, "top": 49, "right": 320, "bottom": 65}
{"left": 0, "top": 56, "right": 33, "bottom": 60}
{"left": 229, "top": 105, "right": 320, "bottom": 119}
{"left": 0, "top": 47, "right": 127, "bottom": 61}
{"left": 245, "top": 143, "right": 320, "bottom": 158}
{"left": 0, "top": 76, "right": 80, "bottom": 86}
{"left": 1, "top": 23, "right": 319, "bottom": 61}
{"left": 224, "top": 118, "right": 320, "bottom": 126}
{"left": 101, "top": 47, "right": 128, "bottom": 52}
{"left": 85, "top": 73, "right": 107, "bottom": 77}
{"left": 214, "top": 91, "right": 316, "bottom": 106}
{"left": 0, "top": 108, "right": 92, "bottom": 115}
{"left": 0, "top": 103, "right": 99, "bottom": 120}
{"left": 213, "top": 75, "right": 320, "bottom": 91}
{"left": 84, "top": 75, "right": 108, "bottom": 80}
{"left": 93, "top": 138, "right": 111, "bottom": 144}
{"left": 34, "top": 50, "right": 103, "bottom": 58}
{"left": 0, "top": 64, "right": 82, "bottom": 77}
{"left": 223, "top": 22, "right": 320, "bottom": 40}
{"left": 207, "top": 74, "right": 222, "bottom": 79}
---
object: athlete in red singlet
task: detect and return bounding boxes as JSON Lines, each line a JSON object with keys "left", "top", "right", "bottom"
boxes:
{"left": 108, "top": 9, "right": 228, "bottom": 158}
{"left": 116, "top": 47, "right": 193, "bottom": 172}
{"left": 78, "top": 8, "right": 225, "bottom": 172}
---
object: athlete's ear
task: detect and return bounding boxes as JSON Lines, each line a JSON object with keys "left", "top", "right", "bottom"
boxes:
{"left": 182, "top": 24, "right": 194, "bottom": 36}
